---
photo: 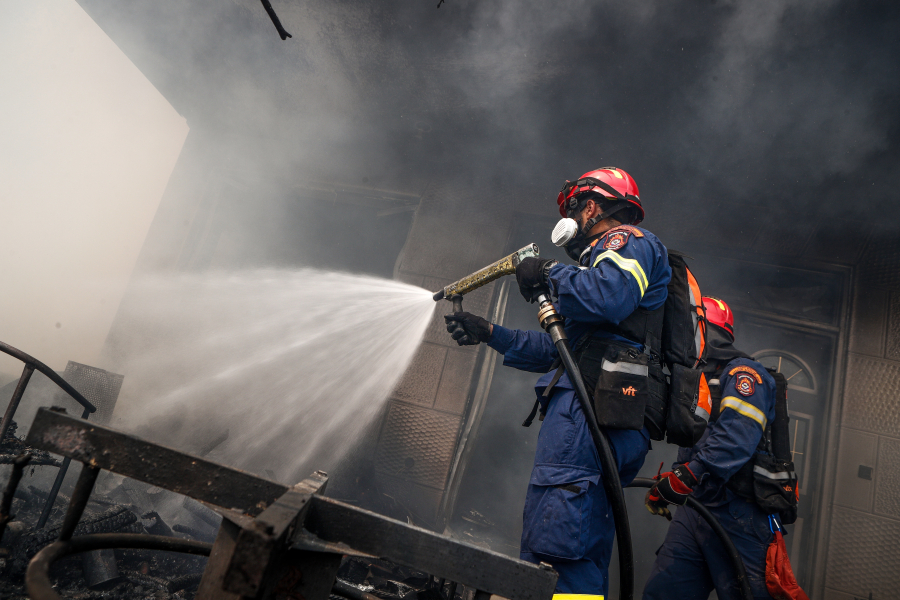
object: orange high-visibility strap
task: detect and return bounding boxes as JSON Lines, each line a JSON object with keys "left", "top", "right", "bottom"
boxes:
{"left": 686, "top": 267, "right": 706, "bottom": 364}
{"left": 696, "top": 373, "right": 712, "bottom": 421}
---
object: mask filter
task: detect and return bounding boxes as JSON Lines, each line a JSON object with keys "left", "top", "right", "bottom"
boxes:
{"left": 552, "top": 218, "right": 579, "bottom": 247}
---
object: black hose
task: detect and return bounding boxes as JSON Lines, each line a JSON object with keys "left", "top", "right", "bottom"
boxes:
{"left": 551, "top": 334, "right": 634, "bottom": 600}
{"left": 626, "top": 478, "right": 753, "bottom": 600}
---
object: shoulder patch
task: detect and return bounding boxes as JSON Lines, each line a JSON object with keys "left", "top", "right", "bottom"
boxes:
{"left": 602, "top": 230, "right": 630, "bottom": 251}
{"left": 600, "top": 225, "right": 642, "bottom": 251}
{"left": 735, "top": 373, "right": 756, "bottom": 396}
{"left": 728, "top": 365, "right": 763, "bottom": 383}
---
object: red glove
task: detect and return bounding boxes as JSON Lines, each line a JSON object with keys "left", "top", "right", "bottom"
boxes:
{"left": 645, "top": 464, "right": 698, "bottom": 520}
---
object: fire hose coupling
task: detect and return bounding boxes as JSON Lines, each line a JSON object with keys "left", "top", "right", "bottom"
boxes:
{"left": 433, "top": 243, "right": 540, "bottom": 302}
{"left": 536, "top": 293, "right": 566, "bottom": 343}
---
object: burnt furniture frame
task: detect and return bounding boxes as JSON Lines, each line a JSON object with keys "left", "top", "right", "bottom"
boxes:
{"left": 22, "top": 407, "right": 558, "bottom": 600}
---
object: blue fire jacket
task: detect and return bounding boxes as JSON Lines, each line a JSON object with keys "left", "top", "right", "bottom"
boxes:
{"left": 488, "top": 225, "right": 671, "bottom": 388}
{"left": 676, "top": 357, "right": 778, "bottom": 506}
{"left": 646, "top": 358, "right": 779, "bottom": 598}
{"left": 485, "top": 225, "right": 671, "bottom": 593}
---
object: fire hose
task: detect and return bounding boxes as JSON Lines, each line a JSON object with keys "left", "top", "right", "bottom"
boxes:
{"left": 626, "top": 478, "right": 753, "bottom": 600}
{"left": 434, "top": 244, "right": 635, "bottom": 600}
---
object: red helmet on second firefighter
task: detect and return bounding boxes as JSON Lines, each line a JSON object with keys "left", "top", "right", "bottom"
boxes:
{"left": 703, "top": 296, "right": 735, "bottom": 341}
{"left": 556, "top": 166, "right": 644, "bottom": 224}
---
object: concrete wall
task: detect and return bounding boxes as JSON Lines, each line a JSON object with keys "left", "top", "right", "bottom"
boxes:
{"left": 821, "top": 235, "right": 900, "bottom": 600}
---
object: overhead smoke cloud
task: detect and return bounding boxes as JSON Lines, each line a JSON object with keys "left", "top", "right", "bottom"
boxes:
{"left": 66, "top": 0, "right": 900, "bottom": 242}
{"left": 432, "top": 0, "right": 898, "bottom": 226}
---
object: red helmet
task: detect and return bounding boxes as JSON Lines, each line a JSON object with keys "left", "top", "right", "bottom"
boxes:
{"left": 556, "top": 166, "right": 644, "bottom": 224}
{"left": 703, "top": 296, "right": 735, "bottom": 340}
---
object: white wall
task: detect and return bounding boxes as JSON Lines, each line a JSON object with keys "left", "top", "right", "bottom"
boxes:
{"left": 0, "top": 0, "right": 188, "bottom": 379}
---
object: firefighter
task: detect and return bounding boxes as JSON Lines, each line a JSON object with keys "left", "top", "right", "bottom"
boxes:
{"left": 445, "top": 167, "right": 671, "bottom": 598}
{"left": 642, "top": 296, "right": 777, "bottom": 600}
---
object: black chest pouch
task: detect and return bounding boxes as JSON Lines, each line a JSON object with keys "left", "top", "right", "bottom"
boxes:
{"left": 575, "top": 338, "right": 651, "bottom": 431}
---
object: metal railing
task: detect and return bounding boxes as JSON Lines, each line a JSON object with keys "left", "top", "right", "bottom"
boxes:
{"left": 0, "top": 340, "right": 96, "bottom": 528}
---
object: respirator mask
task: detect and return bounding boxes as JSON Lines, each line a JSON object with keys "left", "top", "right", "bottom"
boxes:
{"left": 551, "top": 196, "right": 629, "bottom": 262}
{"left": 551, "top": 218, "right": 590, "bottom": 261}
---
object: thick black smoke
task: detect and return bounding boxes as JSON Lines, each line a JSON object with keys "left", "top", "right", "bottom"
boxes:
{"left": 75, "top": 0, "right": 900, "bottom": 236}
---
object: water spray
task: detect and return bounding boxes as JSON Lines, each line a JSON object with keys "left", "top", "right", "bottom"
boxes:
{"left": 434, "top": 248, "right": 634, "bottom": 600}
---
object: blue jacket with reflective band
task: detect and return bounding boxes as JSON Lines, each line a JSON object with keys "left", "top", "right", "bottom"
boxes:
{"left": 485, "top": 226, "right": 670, "bottom": 595}
{"left": 648, "top": 357, "right": 778, "bottom": 598}
{"left": 676, "top": 357, "right": 777, "bottom": 506}
{"left": 488, "top": 226, "right": 671, "bottom": 391}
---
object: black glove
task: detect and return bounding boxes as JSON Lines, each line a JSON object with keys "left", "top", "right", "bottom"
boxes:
{"left": 444, "top": 312, "right": 492, "bottom": 346}
{"left": 645, "top": 463, "right": 698, "bottom": 521}
{"left": 515, "top": 257, "right": 558, "bottom": 303}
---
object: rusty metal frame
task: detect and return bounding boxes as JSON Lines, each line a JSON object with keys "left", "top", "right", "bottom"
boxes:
{"left": 23, "top": 407, "right": 558, "bottom": 600}
{"left": 27, "top": 407, "right": 288, "bottom": 515}
{"left": 0, "top": 341, "right": 98, "bottom": 529}
{"left": 0, "top": 341, "right": 96, "bottom": 442}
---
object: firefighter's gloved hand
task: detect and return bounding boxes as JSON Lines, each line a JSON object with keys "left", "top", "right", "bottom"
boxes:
{"left": 516, "top": 257, "right": 558, "bottom": 303}
{"left": 645, "top": 464, "right": 698, "bottom": 521}
{"left": 444, "top": 312, "right": 492, "bottom": 346}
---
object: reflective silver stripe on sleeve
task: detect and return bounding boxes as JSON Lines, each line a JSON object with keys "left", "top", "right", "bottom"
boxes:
{"left": 753, "top": 465, "right": 795, "bottom": 480}
{"left": 694, "top": 404, "right": 710, "bottom": 422}
{"left": 601, "top": 359, "right": 648, "bottom": 377}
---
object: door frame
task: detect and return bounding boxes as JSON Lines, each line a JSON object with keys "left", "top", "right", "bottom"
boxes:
{"left": 740, "top": 305, "right": 847, "bottom": 592}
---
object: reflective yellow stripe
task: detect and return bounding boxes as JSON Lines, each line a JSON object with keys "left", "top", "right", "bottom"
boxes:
{"left": 720, "top": 396, "right": 767, "bottom": 429}
{"left": 592, "top": 250, "right": 648, "bottom": 297}
{"left": 553, "top": 595, "right": 604, "bottom": 600}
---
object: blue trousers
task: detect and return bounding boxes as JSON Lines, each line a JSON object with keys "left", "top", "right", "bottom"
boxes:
{"left": 520, "top": 388, "right": 650, "bottom": 597}
{"left": 642, "top": 498, "right": 775, "bottom": 600}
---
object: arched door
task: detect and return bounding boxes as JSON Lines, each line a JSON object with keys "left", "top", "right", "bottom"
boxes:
{"left": 739, "top": 315, "right": 838, "bottom": 588}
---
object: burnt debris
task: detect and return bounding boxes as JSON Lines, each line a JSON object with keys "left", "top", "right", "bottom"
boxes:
{"left": 1, "top": 424, "right": 58, "bottom": 468}
{"left": 1, "top": 474, "right": 207, "bottom": 599}
{"left": 0, "top": 407, "right": 556, "bottom": 600}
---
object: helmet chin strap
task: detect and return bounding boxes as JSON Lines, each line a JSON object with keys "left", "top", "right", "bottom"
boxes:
{"left": 582, "top": 201, "right": 630, "bottom": 234}
{"left": 561, "top": 201, "right": 632, "bottom": 262}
